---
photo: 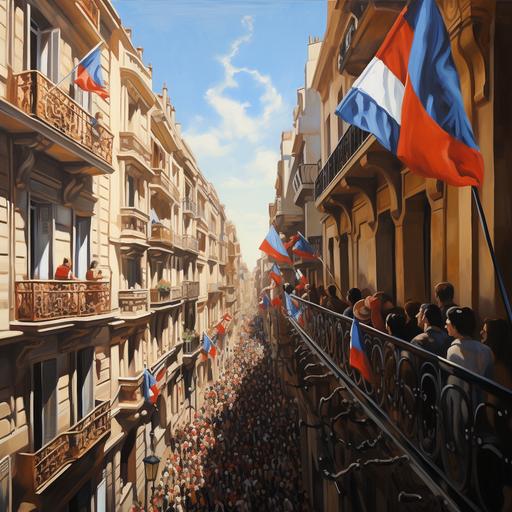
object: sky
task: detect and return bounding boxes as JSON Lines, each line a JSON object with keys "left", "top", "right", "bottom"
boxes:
{"left": 113, "top": 0, "right": 326, "bottom": 270}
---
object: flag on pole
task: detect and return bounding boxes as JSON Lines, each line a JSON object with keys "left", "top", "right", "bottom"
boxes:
{"left": 74, "top": 44, "right": 109, "bottom": 99}
{"left": 201, "top": 332, "right": 216, "bottom": 360}
{"left": 269, "top": 264, "right": 283, "bottom": 285}
{"left": 292, "top": 233, "right": 318, "bottom": 260}
{"left": 295, "top": 268, "right": 308, "bottom": 288}
{"left": 142, "top": 368, "right": 160, "bottom": 404}
{"left": 336, "top": 0, "right": 483, "bottom": 187}
{"left": 285, "top": 293, "right": 304, "bottom": 326}
{"left": 349, "top": 318, "right": 372, "bottom": 382}
{"left": 259, "top": 226, "right": 293, "bottom": 265}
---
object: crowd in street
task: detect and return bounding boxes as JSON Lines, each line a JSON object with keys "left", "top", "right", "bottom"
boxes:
{"left": 299, "top": 281, "right": 512, "bottom": 387}
{"left": 137, "top": 317, "right": 307, "bottom": 512}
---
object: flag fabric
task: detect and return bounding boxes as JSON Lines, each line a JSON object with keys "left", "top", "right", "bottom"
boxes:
{"left": 201, "top": 332, "right": 216, "bottom": 359}
{"left": 74, "top": 45, "right": 109, "bottom": 100}
{"left": 292, "top": 233, "right": 318, "bottom": 260}
{"left": 349, "top": 318, "right": 372, "bottom": 382}
{"left": 142, "top": 368, "right": 160, "bottom": 404}
{"left": 259, "top": 226, "right": 293, "bottom": 265}
{"left": 295, "top": 268, "right": 308, "bottom": 287}
{"left": 271, "top": 296, "right": 283, "bottom": 308}
{"left": 210, "top": 336, "right": 217, "bottom": 358}
{"left": 216, "top": 321, "right": 226, "bottom": 335}
{"left": 223, "top": 313, "right": 232, "bottom": 322}
{"left": 269, "top": 264, "right": 283, "bottom": 285}
{"left": 336, "top": 0, "right": 483, "bottom": 187}
{"left": 285, "top": 293, "right": 304, "bottom": 326}
{"left": 259, "top": 293, "right": 271, "bottom": 310}
{"left": 284, "top": 234, "right": 300, "bottom": 250}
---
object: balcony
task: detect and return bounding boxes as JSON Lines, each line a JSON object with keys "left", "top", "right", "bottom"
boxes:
{"left": 207, "top": 282, "right": 221, "bottom": 294}
{"left": 150, "top": 168, "right": 180, "bottom": 203}
{"left": 117, "top": 372, "right": 145, "bottom": 412}
{"left": 120, "top": 207, "right": 149, "bottom": 242}
{"left": 15, "top": 280, "right": 111, "bottom": 322}
{"left": 293, "top": 163, "right": 319, "bottom": 205}
{"left": 77, "top": 0, "right": 99, "bottom": 28}
{"left": 16, "top": 401, "right": 110, "bottom": 492}
{"left": 150, "top": 286, "right": 182, "bottom": 305}
{"left": 120, "top": 50, "right": 153, "bottom": 104}
{"left": 182, "top": 199, "right": 197, "bottom": 217}
{"left": 182, "top": 235, "right": 199, "bottom": 254}
{"left": 288, "top": 297, "right": 512, "bottom": 512}
{"left": 149, "top": 222, "right": 173, "bottom": 247}
{"left": 119, "top": 132, "right": 151, "bottom": 168}
{"left": 315, "top": 125, "right": 370, "bottom": 201}
{"left": 182, "top": 281, "right": 199, "bottom": 300}
{"left": 14, "top": 71, "right": 114, "bottom": 166}
{"left": 118, "top": 289, "right": 148, "bottom": 315}
{"left": 196, "top": 207, "right": 208, "bottom": 230}
{"left": 182, "top": 335, "right": 201, "bottom": 363}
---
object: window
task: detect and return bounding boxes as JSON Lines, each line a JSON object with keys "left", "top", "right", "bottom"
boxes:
{"left": 30, "top": 203, "right": 52, "bottom": 279}
{"left": 125, "top": 257, "right": 141, "bottom": 288}
{"left": 77, "top": 348, "right": 94, "bottom": 420}
{"left": 33, "top": 359, "right": 58, "bottom": 450}
{"left": 120, "top": 430, "right": 136, "bottom": 488}
{"left": 126, "top": 174, "right": 136, "bottom": 207}
{"left": 75, "top": 217, "right": 91, "bottom": 280}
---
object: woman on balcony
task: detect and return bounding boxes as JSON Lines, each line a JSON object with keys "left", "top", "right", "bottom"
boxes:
{"left": 54, "top": 257, "right": 77, "bottom": 280}
{"left": 86, "top": 260, "right": 103, "bottom": 281}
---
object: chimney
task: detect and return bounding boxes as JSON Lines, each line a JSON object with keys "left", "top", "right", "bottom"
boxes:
{"left": 162, "top": 82, "right": 168, "bottom": 108}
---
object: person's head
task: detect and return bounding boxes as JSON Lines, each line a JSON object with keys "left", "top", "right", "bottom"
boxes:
{"left": 422, "top": 304, "right": 444, "bottom": 329}
{"left": 404, "top": 301, "right": 421, "bottom": 323}
{"left": 318, "top": 285, "right": 326, "bottom": 296}
{"left": 481, "top": 318, "right": 511, "bottom": 361}
{"left": 89, "top": 259, "right": 98, "bottom": 269}
{"left": 446, "top": 306, "right": 476, "bottom": 339}
{"left": 346, "top": 287, "right": 362, "bottom": 306}
{"left": 435, "top": 282, "right": 455, "bottom": 306}
{"left": 386, "top": 312, "right": 406, "bottom": 338}
{"left": 284, "top": 282, "right": 294, "bottom": 294}
{"left": 373, "top": 291, "right": 394, "bottom": 314}
{"left": 327, "top": 285, "right": 337, "bottom": 298}
{"left": 62, "top": 257, "right": 71, "bottom": 267}
{"left": 416, "top": 303, "right": 430, "bottom": 330}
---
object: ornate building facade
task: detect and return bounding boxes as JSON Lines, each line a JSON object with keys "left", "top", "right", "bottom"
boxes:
{"left": 0, "top": 1, "right": 243, "bottom": 510}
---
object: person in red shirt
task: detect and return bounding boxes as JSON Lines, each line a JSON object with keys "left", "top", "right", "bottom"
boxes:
{"left": 54, "top": 258, "right": 77, "bottom": 280}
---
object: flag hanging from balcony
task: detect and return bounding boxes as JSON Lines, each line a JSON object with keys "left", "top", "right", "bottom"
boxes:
{"left": 74, "top": 43, "right": 109, "bottom": 100}
{"left": 201, "top": 332, "right": 216, "bottom": 359}
{"left": 349, "top": 318, "right": 372, "bottom": 382}
{"left": 292, "top": 233, "right": 318, "bottom": 260}
{"left": 335, "top": 0, "right": 483, "bottom": 187}
{"left": 259, "top": 226, "right": 293, "bottom": 265}
{"left": 143, "top": 368, "right": 160, "bottom": 405}
{"left": 269, "top": 264, "right": 283, "bottom": 285}
{"left": 285, "top": 293, "right": 304, "bottom": 326}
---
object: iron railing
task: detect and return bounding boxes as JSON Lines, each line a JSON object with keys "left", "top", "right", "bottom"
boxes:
{"left": 314, "top": 125, "right": 369, "bottom": 200}
{"left": 288, "top": 297, "right": 512, "bottom": 512}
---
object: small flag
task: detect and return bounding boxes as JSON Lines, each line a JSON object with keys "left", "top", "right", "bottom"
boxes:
{"left": 201, "top": 333, "right": 216, "bottom": 359}
{"left": 259, "top": 226, "right": 293, "bottom": 265}
{"left": 74, "top": 44, "right": 109, "bottom": 99}
{"left": 269, "top": 264, "right": 283, "bottom": 285}
{"left": 349, "top": 318, "right": 372, "bottom": 382}
{"left": 285, "top": 293, "right": 304, "bottom": 326}
{"left": 142, "top": 368, "right": 160, "bottom": 404}
{"left": 292, "top": 233, "right": 318, "bottom": 260}
{"left": 295, "top": 268, "right": 308, "bottom": 288}
{"left": 336, "top": 0, "right": 483, "bottom": 187}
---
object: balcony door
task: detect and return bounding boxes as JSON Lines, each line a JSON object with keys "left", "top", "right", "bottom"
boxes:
{"left": 74, "top": 217, "right": 90, "bottom": 280}
{"left": 30, "top": 203, "right": 52, "bottom": 279}
{"left": 33, "top": 359, "right": 58, "bottom": 450}
{"left": 77, "top": 348, "right": 94, "bottom": 420}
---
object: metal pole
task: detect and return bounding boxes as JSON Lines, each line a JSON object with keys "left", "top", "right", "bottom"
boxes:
{"left": 471, "top": 186, "right": 512, "bottom": 325}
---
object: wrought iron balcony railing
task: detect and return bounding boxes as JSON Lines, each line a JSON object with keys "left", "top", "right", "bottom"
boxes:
{"left": 16, "top": 401, "right": 110, "bottom": 492}
{"left": 182, "top": 199, "right": 197, "bottom": 217}
{"left": 118, "top": 289, "right": 148, "bottom": 315}
{"left": 150, "top": 286, "right": 182, "bottom": 304}
{"left": 315, "top": 125, "right": 370, "bottom": 200}
{"left": 150, "top": 222, "right": 173, "bottom": 245}
{"left": 14, "top": 71, "right": 114, "bottom": 164}
{"left": 15, "top": 280, "right": 111, "bottom": 321}
{"left": 287, "top": 297, "right": 512, "bottom": 512}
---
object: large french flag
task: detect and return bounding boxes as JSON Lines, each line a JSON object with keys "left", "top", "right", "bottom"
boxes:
{"left": 292, "top": 233, "right": 318, "bottom": 261}
{"left": 142, "top": 369, "right": 160, "bottom": 405}
{"left": 74, "top": 44, "right": 109, "bottom": 100}
{"left": 336, "top": 0, "right": 483, "bottom": 187}
{"left": 349, "top": 319, "right": 372, "bottom": 382}
{"left": 259, "top": 226, "right": 292, "bottom": 265}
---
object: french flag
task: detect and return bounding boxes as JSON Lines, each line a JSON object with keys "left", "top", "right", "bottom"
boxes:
{"left": 292, "top": 234, "right": 318, "bottom": 261}
{"left": 285, "top": 293, "right": 304, "bottom": 326}
{"left": 201, "top": 332, "right": 216, "bottom": 359}
{"left": 269, "top": 264, "right": 283, "bottom": 285}
{"left": 74, "top": 44, "right": 109, "bottom": 100}
{"left": 349, "top": 318, "right": 372, "bottom": 382}
{"left": 336, "top": 0, "right": 483, "bottom": 187}
{"left": 259, "top": 226, "right": 292, "bottom": 265}
{"left": 142, "top": 369, "right": 160, "bottom": 405}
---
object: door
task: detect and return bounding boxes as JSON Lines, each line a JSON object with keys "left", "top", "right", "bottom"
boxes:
{"left": 77, "top": 348, "right": 94, "bottom": 420}
{"left": 38, "top": 28, "right": 60, "bottom": 83}
{"left": 30, "top": 204, "right": 52, "bottom": 279}
{"left": 33, "top": 359, "right": 58, "bottom": 450}
{"left": 75, "top": 217, "right": 90, "bottom": 280}
{"left": 95, "top": 475, "right": 106, "bottom": 512}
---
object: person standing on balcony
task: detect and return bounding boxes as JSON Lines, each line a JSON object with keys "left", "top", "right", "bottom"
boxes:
{"left": 54, "top": 257, "right": 77, "bottom": 280}
{"left": 403, "top": 301, "right": 423, "bottom": 341}
{"left": 324, "top": 285, "right": 349, "bottom": 314}
{"left": 435, "top": 282, "right": 458, "bottom": 321}
{"left": 343, "top": 287, "right": 362, "bottom": 318}
{"left": 86, "top": 260, "right": 103, "bottom": 280}
{"left": 411, "top": 304, "right": 450, "bottom": 357}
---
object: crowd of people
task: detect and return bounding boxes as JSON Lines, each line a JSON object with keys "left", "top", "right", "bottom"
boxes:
{"left": 297, "top": 281, "right": 512, "bottom": 388}
{"left": 136, "top": 317, "right": 307, "bottom": 512}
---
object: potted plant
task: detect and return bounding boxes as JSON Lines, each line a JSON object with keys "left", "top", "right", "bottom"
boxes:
{"left": 156, "top": 279, "right": 171, "bottom": 298}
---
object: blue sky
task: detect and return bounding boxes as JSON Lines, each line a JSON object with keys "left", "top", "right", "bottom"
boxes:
{"left": 113, "top": 0, "right": 326, "bottom": 269}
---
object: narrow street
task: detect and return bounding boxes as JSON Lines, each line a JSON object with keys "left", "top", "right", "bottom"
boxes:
{"left": 151, "top": 317, "right": 307, "bottom": 512}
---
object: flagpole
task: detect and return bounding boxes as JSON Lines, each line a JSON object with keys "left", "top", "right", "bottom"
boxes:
{"left": 471, "top": 186, "right": 512, "bottom": 325}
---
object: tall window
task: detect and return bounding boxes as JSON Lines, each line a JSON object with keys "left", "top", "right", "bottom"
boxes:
{"left": 30, "top": 202, "right": 52, "bottom": 279}
{"left": 324, "top": 114, "right": 331, "bottom": 158}
{"left": 33, "top": 359, "right": 58, "bottom": 450}
{"left": 77, "top": 348, "right": 94, "bottom": 420}
{"left": 75, "top": 217, "right": 90, "bottom": 280}
{"left": 126, "top": 174, "right": 136, "bottom": 207}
